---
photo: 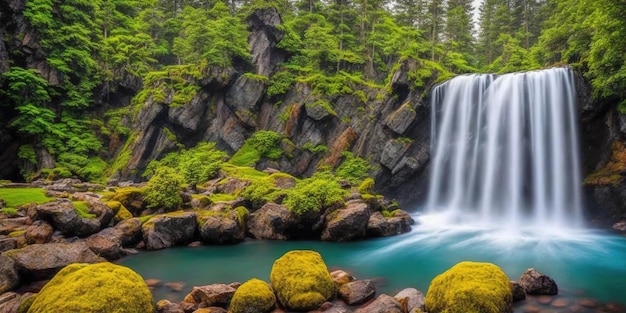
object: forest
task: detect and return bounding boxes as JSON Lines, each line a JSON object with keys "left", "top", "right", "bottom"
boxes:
{"left": 0, "top": 0, "right": 625, "bottom": 183}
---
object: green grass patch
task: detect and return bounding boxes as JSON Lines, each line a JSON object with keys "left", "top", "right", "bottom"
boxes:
{"left": 0, "top": 207, "right": 19, "bottom": 216}
{"left": 229, "top": 142, "right": 262, "bottom": 166}
{"left": 208, "top": 193, "right": 237, "bottom": 203}
{"left": 73, "top": 201, "right": 96, "bottom": 219}
{"left": 0, "top": 187, "right": 53, "bottom": 208}
{"left": 138, "top": 214, "right": 155, "bottom": 224}
{"left": 221, "top": 163, "right": 269, "bottom": 179}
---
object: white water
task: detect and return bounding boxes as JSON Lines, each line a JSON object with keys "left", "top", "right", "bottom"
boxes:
{"left": 426, "top": 67, "right": 583, "bottom": 232}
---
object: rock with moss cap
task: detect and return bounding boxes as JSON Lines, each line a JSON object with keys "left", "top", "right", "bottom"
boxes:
{"left": 142, "top": 211, "right": 197, "bottom": 250}
{"left": 270, "top": 250, "right": 334, "bottom": 311}
{"left": 229, "top": 278, "right": 276, "bottom": 313}
{"left": 26, "top": 262, "right": 153, "bottom": 313}
{"left": 425, "top": 261, "right": 513, "bottom": 313}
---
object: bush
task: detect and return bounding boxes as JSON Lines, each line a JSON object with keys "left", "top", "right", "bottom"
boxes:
{"left": 145, "top": 142, "right": 227, "bottom": 186}
{"left": 144, "top": 166, "right": 184, "bottom": 211}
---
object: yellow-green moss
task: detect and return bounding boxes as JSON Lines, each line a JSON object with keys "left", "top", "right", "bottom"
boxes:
{"left": 270, "top": 250, "right": 334, "bottom": 311}
{"left": 73, "top": 201, "right": 96, "bottom": 219}
{"left": 229, "top": 278, "right": 276, "bottom": 313}
{"left": 357, "top": 178, "right": 375, "bottom": 194}
{"left": 17, "top": 294, "right": 36, "bottom": 313}
{"left": 8, "top": 230, "right": 26, "bottom": 237}
{"left": 101, "top": 186, "right": 145, "bottom": 213}
{"left": 27, "top": 262, "right": 154, "bottom": 313}
{"left": 425, "top": 261, "right": 513, "bottom": 313}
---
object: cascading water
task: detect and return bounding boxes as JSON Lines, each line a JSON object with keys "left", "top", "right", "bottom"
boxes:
{"left": 426, "top": 67, "right": 583, "bottom": 231}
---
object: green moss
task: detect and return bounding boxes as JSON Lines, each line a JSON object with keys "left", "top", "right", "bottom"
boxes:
{"left": 8, "top": 230, "right": 26, "bottom": 237}
{"left": 208, "top": 193, "right": 238, "bottom": 203}
{"left": 221, "top": 163, "right": 269, "bottom": 179}
{"left": 138, "top": 214, "right": 155, "bottom": 224}
{"left": 381, "top": 209, "right": 401, "bottom": 218}
{"left": 305, "top": 99, "right": 337, "bottom": 116}
{"left": 0, "top": 207, "right": 19, "bottom": 217}
{"left": 270, "top": 250, "right": 334, "bottom": 311}
{"left": 302, "top": 142, "right": 327, "bottom": 154}
{"left": 0, "top": 188, "right": 53, "bottom": 208}
{"left": 107, "top": 201, "right": 134, "bottom": 222}
{"left": 425, "top": 261, "right": 513, "bottom": 313}
{"left": 234, "top": 206, "right": 249, "bottom": 226}
{"left": 72, "top": 201, "right": 96, "bottom": 219}
{"left": 17, "top": 294, "right": 36, "bottom": 313}
{"left": 27, "top": 262, "right": 154, "bottom": 313}
{"left": 243, "top": 72, "right": 269, "bottom": 82}
{"left": 358, "top": 178, "right": 375, "bottom": 194}
{"left": 230, "top": 131, "right": 283, "bottom": 166}
{"left": 229, "top": 278, "right": 276, "bottom": 313}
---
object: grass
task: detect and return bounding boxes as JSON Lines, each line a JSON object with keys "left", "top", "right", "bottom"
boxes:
{"left": 229, "top": 143, "right": 262, "bottom": 167}
{"left": 0, "top": 207, "right": 19, "bottom": 216}
{"left": 208, "top": 193, "right": 238, "bottom": 203}
{"left": 0, "top": 187, "right": 53, "bottom": 208}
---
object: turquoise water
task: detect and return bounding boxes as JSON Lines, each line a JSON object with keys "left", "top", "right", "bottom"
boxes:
{"left": 117, "top": 217, "right": 626, "bottom": 308}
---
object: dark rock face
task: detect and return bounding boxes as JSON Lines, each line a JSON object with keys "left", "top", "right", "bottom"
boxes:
{"left": 142, "top": 212, "right": 197, "bottom": 250}
{"left": 510, "top": 281, "right": 526, "bottom": 302}
{"left": 248, "top": 203, "right": 297, "bottom": 240}
{"left": 3, "top": 241, "right": 105, "bottom": 280}
{"left": 321, "top": 200, "right": 370, "bottom": 241}
{"left": 0, "top": 255, "right": 19, "bottom": 294}
{"left": 199, "top": 214, "right": 245, "bottom": 244}
{"left": 85, "top": 228, "right": 123, "bottom": 260}
{"left": 246, "top": 7, "right": 285, "bottom": 77}
{"left": 519, "top": 268, "right": 558, "bottom": 295}
{"left": 28, "top": 199, "right": 102, "bottom": 237}
{"left": 367, "top": 211, "right": 414, "bottom": 237}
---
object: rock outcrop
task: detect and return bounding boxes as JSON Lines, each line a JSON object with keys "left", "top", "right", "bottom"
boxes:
{"left": 142, "top": 212, "right": 197, "bottom": 250}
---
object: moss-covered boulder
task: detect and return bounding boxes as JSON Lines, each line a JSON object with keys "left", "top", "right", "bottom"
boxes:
{"left": 27, "top": 262, "right": 153, "bottom": 313}
{"left": 270, "top": 250, "right": 334, "bottom": 311}
{"left": 229, "top": 278, "right": 276, "bottom": 313}
{"left": 425, "top": 261, "right": 513, "bottom": 313}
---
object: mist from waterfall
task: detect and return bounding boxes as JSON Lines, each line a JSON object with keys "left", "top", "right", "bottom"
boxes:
{"left": 426, "top": 67, "right": 583, "bottom": 231}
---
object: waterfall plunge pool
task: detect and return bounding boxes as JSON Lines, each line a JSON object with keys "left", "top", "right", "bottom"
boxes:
{"left": 117, "top": 213, "right": 626, "bottom": 310}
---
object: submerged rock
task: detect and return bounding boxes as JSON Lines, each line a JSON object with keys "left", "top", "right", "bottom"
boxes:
{"left": 182, "top": 284, "right": 236, "bottom": 309}
{"left": 519, "top": 268, "right": 558, "bottom": 295}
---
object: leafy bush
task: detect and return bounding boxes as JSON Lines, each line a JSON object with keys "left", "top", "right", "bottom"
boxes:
{"left": 268, "top": 70, "right": 297, "bottom": 96}
{"left": 335, "top": 152, "right": 372, "bottom": 185}
{"left": 144, "top": 166, "right": 184, "bottom": 211}
{"left": 145, "top": 142, "right": 227, "bottom": 186}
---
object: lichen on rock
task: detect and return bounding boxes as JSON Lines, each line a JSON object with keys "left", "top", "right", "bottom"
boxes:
{"left": 425, "top": 261, "right": 513, "bottom": 313}
{"left": 269, "top": 250, "right": 334, "bottom": 311}
{"left": 26, "top": 262, "right": 153, "bottom": 313}
{"left": 229, "top": 278, "right": 276, "bottom": 313}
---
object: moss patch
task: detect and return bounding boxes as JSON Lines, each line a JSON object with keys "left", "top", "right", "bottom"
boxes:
{"left": 27, "top": 262, "right": 154, "bottom": 313}
{"left": 73, "top": 201, "right": 96, "bottom": 219}
{"left": 425, "top": 261, "right": 513, "bottom": 313}
{"left": 229, "top": 278, "right": 276, "bottom": 313}
{"left": 270, "top": 250, "right": 334, "bottom": 311}
{"left": 0, "top": 188, "right": 53, "bottom": 208}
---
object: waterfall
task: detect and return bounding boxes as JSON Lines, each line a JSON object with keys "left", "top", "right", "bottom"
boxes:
{"left": 426, "top": 67, "right": 583, "bottom": 230}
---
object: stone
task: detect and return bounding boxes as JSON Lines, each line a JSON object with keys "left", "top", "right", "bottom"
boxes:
{"left": 199, "top": 214, "right": 245, "bottom": 244}
{"left": 28, "top": 199, "right": 104, "bottom": 237}
{"left": 0, "top": 292, "right": 35, "bottom": 313}
{"left": 519, "top": 268, "right": 558, "bottom": 295}
{"left": 183, "top": 284, "right": 236, "bottom": 308}
{"left": 510, "top": 281, "right": 526, "bottom": 302}
{"left": 321, "top": 200, "right": 370, "bottom": 241}
{"left": 229, "top": 278, "right": 276, "bottom": 313}
{"left": 366, "top": 211, "right": 413, "bottom": 237}
{"left": 246, "top": 7, "right": 285, "bottom": 77}
{"left": 338, "top": 280, "right": 376, "bottom": 305}
{"left": 393, "top": 288, "right": 425, "bottom": 312}
{"left": 27, "top": 262, "right": 154, "bottom": 312}
{"left": 115, "top": 217, "right": 143, "bottom": 246}
{"left": 0, "top": 255, "right": 19, "bottom": 293}
{"left": 355, "top": 294, "right": 403, "bottom": 313}
{"left": 156, "top": 299, "right": 184, "bottom": 313}
{"left": 85, "top": 228, "right": 123, "bottom": 260}
{"left": 3, "top": 241, "right": 105, "bottom": 280}
{"left": 248, "top": 203, "right": 297, "bottom": 240}
{"left": 425, "top": 261, "right": 513, "bottom": 313}
{"left": 380, "top": 139, "right": 411, "bottom": 170}
{"left": 165, "top": 281, "right": 185, "bottom": 292}
{"left": 24, "top": 220, "right": 53, "bottom": 244}
{"left": 142, "top": 212, "right": 197, "bottom": 250}
{"left": 330, "top": 270, "right": 355, "bottom": 286}
{"left": 384, "top": 102, "right": 417, "bottom": 135}
{"left": 270, "top": 250, "right": 334, "bottom": 311}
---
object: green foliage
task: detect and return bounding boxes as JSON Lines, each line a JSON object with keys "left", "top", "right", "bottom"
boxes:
{"left": 335, "top": 152, "right": 371, "bottom": 185}
{"left": 357, "top": 178, "right": 375, "bottom": 194}
{"left": 283, "top": 172, "right": 346, "bottom": 215}
{"left": 145, "top": 142, "right": 227, "bottom": 185}
{"left": 268, "top": 70, "right": 297, "bottom": 97}
{"left": 0, "top": 188, "right": 53, "bottom": 208}
{"left": 302, "top": 142, "right": 328, "bottom": 154}
{"left": 0, "top": 208, "right": 19, "bottom": 217}
{"left": 133, "top": 65, "right": 202, "bottom": 108}
{"left": 305, "top": 99, "right": 337, "bottom": 116}
{"left": 230, "top": 131, "right": 283, "bottom": 166}
{"left": 73, "top": 201, "right": 96, "bottom": 218}
{"left": 144, "top": 166, "right": 184, "bottom": 211}
{"left": 17, "top": 145, "right": 37, "bottom": 164}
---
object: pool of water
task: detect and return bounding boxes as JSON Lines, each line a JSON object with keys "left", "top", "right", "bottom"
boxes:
{"left": 117, "top": 215, "right": 626, "bottom": 309}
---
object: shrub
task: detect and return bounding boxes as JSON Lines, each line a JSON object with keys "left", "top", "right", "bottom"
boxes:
{"left": 335, "top": 152, "right": 371, "bottom": 185}
{"left": 144, "top": 166, "right": 184, "bottom": 211}
{"left": 358, "top": 178, "right": 375, "bottom": 194}
{"left": 145, "top": 142, "right": 227, "bottom": 186}
{"left": 230, "top": 131, "right": 283, "bottom": 166}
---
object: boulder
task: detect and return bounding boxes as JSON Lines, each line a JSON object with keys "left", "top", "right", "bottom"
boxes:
{"left": 518, "top": 268, "right": 558, "bottom": 295}
{"left": 3, "top": 241, "right": 105, "bottom": 280}
{"left": 26, "top": 262, "right": 154, "bottom": 312}
{"left": 142, "top": 212, "right": 197, "bottom": 250}
{"left": 182, "top": 284, "right": 236, "bottom": 309}
{"left": 229, "top": 278, "right": 276, "bottom": 313}
{"left": 199, "top": 213, "right": 245, "bottom": 244}
{"left": 338, "top": 280, "right": 376, "bottom": 305}
{"left": 248, "top": 203, "right": 298, "bottom": 240}
{"left": 29, "top": 199, "right": 102, "bottom": 237}
{"left": 270, "top": 250, "right": 334, "bottom": 311}
{"left": 425, "top": 261, "right": 513, "bottom": 313}
{"left": 380, "top": 139, "right": 411, "bottom": 170}
{"left": 115, "top": 217, "right": 143, "bottom": 246}
{"left": 156, "top": 299, "right": 184, "bottom": 313}
{"left": 0, "top": 238, "right": 17, "bottom": 253}
{"left": 367, "top": 211, "right": 413, "bottom": 237}
{"left": 355, "top": 294, "right": 403, "bottom": 313}
{"left": 85, "top": 228, "right": 123, "bottom": 260}
{"left": 510, "top": 281, "right": 526, "bottom": 302}
{"left": 394, "top": 288, "right": 425, "bottom": 312}
{"left": 24, "top": 220, "right": 53, "bottom": 244}
{"left": 0, "top": 255, "right": 19, "bottom": 293}
{"left": 321, "top": 200, "right": 370, "bottom": 241}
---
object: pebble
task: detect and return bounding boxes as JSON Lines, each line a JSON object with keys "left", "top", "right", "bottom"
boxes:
{"left": 553, "top": 298, "right": 569, "bottom": 307}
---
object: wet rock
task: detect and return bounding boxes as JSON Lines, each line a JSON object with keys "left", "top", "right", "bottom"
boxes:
{"left": 393, "top": 288, "right": 425, "bottom": 312}
{"left": 510, "top": 281, "right": 526, "bottom": 302}
{"left": 165, "top": 281, "right": 185, "bottom": 292}
{"left": 3, "top": 241, "right": 105, "bottom": 280}
{"left": 519, "top": 268, "right": 558, "bottom": 295}
{"left": 142, "top": 212, "right": 197, "bottom": 250}
{"left": 248, "top": 203, "right": 297, "bottom": 240}
{"left": 182, "top": 284, "right": 236, "bottom": 309}
{"left": 115, "top": 217, "right": 143, "bottom": 246}
{"left": 578, "top": 298, "right": 599, "bottom": 308}
{"left": 321, "top": 200, "right": 370, "bottom": 241}
{"left": 24, "top": 220, "right": 53, "bottom": 244}
{"left": 612, "top": 220, "right": 626, "bottom": 232}
{"left": 145, "top": 279, "right": 163, "bottom": 288}
{"left": 552, "top": 298, "right": 569, "bottom": 307}
{"left": 156, "top": 299, "right": 184, "bottom": 313}
{"left": 330, "top": 270, "right": 355, "bottom": 287}
{"left": 0, "top": 255, "right": 19, "bottom": 293}
{"left": 355, "top": 294, "right": 403, "bottom": 313}
{"left": 199, "top": 213, "right": 245, "bottom": 244}
{"left": 366, "top": 211, "right": 413, "bottom": 237}
{"left": 338, "top": 280, "right": 376, "bottom": 305}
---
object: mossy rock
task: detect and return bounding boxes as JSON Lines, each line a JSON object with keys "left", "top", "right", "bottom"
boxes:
{"left": 229, "top": 278, "right": 276, "bottom": 313}
{"left": 270, "top": 250, "right": 334, "bottom": 311}
{"left": 425, "top": 261, "right": 513, "bottom": 313}
{"left": 106, "top": 201, "right": 133, "bottom": 222}
{"left": 27, "top": 262, "right": 154, "bottom": 313}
